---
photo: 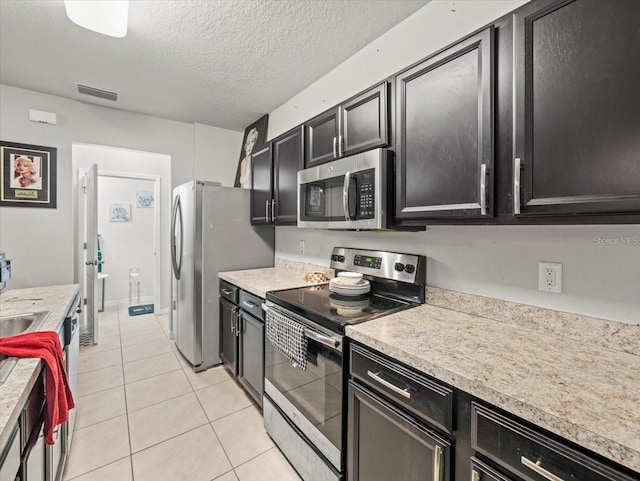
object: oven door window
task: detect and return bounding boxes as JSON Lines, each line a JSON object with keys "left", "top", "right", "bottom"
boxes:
{"left": 265, "top": 337, "right": 343, "bottom": 453}
{"left": 300, "top": 175, "right": 348, "bottom": 222}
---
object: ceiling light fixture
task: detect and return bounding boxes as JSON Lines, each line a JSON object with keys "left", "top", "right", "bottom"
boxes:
{"left": 64, "top": 0, "right": 129, "bottom": 38}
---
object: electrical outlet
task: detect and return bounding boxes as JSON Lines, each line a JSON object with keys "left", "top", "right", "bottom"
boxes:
{"left": 538, "top": 262, "right": 562, "bottom": 293}
{"left": 299, "top": 240, "right": 305, "bottom": 255}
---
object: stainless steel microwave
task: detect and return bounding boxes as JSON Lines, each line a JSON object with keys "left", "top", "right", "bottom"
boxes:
{"left": 297, "top": 148, "right": 391, "bottom": 230}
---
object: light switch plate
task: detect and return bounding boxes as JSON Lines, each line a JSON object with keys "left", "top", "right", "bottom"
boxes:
{"left": 539, "top": 262, "right": 562, "bottom": 293}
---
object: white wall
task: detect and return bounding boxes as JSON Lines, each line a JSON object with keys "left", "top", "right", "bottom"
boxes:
{"left": 270, "top": 0, "right": 640, "bottom": 325}
{"left": 0, "top": 84, "right": 242, "bottom": 301}
{"left": 97, "top": 176, "right": 155, "bottom": 304}
{"left": 74, "top": 143, "right": 170, "bottom": 308}
{"left": 194, "top": 123, "right": 244, "bottom": 187}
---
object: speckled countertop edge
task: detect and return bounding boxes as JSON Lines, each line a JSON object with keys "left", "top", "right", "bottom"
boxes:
{"left": 219, "top": 259, "right": 334, "bottom": 298}
{"left": 346, "top": 303, "right": 640, "bottom": 473}
{"left": 0, "top": 284, "right": 79, "bottom": 449}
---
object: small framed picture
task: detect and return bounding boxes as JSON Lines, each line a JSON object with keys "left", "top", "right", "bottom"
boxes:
{"left": 109, "top": 203, "right": 131, "bottom": 222}
{"left": 136, "top": 190, "right": 154, "bottom": 208}
{"left": 0, "top": 140, "right": 57, "bottom": 208}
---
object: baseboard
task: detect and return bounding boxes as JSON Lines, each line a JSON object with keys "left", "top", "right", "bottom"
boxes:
{"left": 158, "top": 307, "right": 169, "bottom": 315}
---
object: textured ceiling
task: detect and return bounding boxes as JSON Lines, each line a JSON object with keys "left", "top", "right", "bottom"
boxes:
{"left": 0, "top": 0, "right": 428, "bottom": 131}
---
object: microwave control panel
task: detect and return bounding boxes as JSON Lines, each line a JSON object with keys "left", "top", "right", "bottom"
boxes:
{"left": 358, "top": 169, "right": 375, "bottom": 219}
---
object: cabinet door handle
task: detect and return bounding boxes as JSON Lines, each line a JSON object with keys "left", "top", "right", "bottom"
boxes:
{"left": 333, "top": 136, "right": 337, "bottom": 158}
{"left": 514, "top": 157, "right": 522, "bottom": 214}
{"left": 480, "top": 163, "right": 488, "bottom": 216}
{"left": 471, "top": 469, "right": 480, "bottom": 481}
{"left": 271, "top": 199, "right": 276, "bottom": 223}
{"left": 433, "top": 445, "right": 443, "bottom": 481}
{"left": 338, "top": 135, "right": 343, "bottom": 157}
{"left": 231, "top": 308, "right": 236, "bottom": 333}
{"left": 265, "top": 200, "right": 270, "bottom": 223}
{"left": 521, "top": 456, "right": 564, "bottom": 481}
{"left": 366, "top": 370, "right": 411, "bottom": 398}
{"left": 236, "top": 311, "right": 242, "bottom": 337}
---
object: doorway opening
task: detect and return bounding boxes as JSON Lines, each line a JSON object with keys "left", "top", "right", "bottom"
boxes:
{"left": 73, "top": 143, "right": 170, "bottom": 344}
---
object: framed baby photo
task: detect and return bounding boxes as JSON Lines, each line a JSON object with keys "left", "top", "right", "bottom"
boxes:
{"left": 0, "top": 140, "right": 57, "bottom": 208}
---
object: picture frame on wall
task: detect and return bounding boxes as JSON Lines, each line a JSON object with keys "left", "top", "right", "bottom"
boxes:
{"left": 234, "top": 114, "right": 268, "bottom": 189}
{"left": 0, "top": 140, "right": 57, "bottom": 208}
{"left": 109, "top": 203, "right": 131, "bottom": 222}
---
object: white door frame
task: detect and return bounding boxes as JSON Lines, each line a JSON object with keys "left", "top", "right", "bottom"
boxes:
{"left": 77, "top": 168, "right": 162, "bottom": 310}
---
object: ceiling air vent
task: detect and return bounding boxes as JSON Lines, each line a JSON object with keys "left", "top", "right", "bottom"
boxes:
{"left": 76, "top": 83, "right": 118, "bottom": 101}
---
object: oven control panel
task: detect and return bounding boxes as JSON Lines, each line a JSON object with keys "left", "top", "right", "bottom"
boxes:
{"left": 330, "top": 247, "right": 426, "bottom": 285}
{"left": 353, "top": 254, "right": 382, "bottom": 269}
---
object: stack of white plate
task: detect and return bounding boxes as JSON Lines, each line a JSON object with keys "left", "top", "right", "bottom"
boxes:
{"left": 329, "top": 277, "right": 371, "bottom": 296}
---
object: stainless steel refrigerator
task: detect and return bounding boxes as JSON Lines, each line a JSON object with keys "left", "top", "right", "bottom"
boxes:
{"left": 171, "top": 181, "right": 274, "bottom": 371}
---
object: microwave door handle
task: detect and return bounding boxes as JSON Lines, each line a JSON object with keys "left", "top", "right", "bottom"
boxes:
{"left": 343, "top": 171, "right": 351, "bottom": 221}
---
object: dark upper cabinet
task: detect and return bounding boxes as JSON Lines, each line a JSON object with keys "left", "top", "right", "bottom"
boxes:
{"left": 342, "top": 82, "right": 388, "bottom": 157}
{"left": 513, "top": 0, "right": 640, "bottom": 216}
{"left": 250, "top": 127, "right": 302, "bottom": 225}
{"left": 273, "top": 126, "right": 303, "bottom": 224}
{"left": 304, "top": 83, "right": 390, "bottom": 168}
{"left": 304, "top": 107, "right": 340, "bottom": 167}
{"left": 395, "top": 27, "right": 494, "bottom": 221}
{"left": 250, "top": 144, "right": 273, "bottom": 225}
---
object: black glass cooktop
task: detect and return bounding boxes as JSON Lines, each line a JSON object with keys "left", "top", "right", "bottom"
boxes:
{"left": 266, "top": 283, "right": 416, "bottom": 334}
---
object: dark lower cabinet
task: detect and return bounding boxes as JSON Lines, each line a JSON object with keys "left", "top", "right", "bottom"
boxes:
{"left": 471, "top": 403, "right": 638, "bottom": 481}
{"left": 238, "top": 310, "right": 264, "bottom": 405}
{"left": 471, "top": 457, "right": 516, "bottom": 481}
{"left": 219, "top": 297, "right": 238, "bottom": 375}
{"left": 348, "top": 380, "right": 451, "bottom": 481}
{"left": 513, "top": 0, "right": 640, "bottom": 216}
{"left": 219, "top": 281, "right": 265, "bottom": 407}
{"left": 396, "top": 27, "right": 494, "bottom": 220}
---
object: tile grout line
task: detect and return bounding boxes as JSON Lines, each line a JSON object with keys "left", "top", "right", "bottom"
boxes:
{"left": 118, "top": 307, "right": 136, "bottom": 481}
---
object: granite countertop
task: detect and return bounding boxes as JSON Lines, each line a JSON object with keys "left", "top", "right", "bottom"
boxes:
{"left": 346, "top": 302, "right": 640, "bottom": 473}
{"left": 0, "top": 284, "right": 80, "bottom": 449}
{"left": 219, "top": 259, "right": 333, "bottom": 298}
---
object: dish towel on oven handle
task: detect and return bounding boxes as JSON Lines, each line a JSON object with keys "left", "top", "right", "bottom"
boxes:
{"left": 266, "top": 308, "right": 308, "bottom": 370}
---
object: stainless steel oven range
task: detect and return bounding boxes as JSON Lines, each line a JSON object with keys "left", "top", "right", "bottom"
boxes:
{"left": 262, "top": 247, "right": 426, "bottom": 481}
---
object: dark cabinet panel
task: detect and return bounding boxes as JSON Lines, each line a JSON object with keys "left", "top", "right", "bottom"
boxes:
{"left": 471, "top": 457, "right": 517, "bottom": 481}
{"left": 514, "top": 0, "right": 640, "bottom": 215}
{"left": 471, "top": 402, "right": 637, "bottom": 481}
{"left": 342, "top": 83, "right": 388, "bottom": 157}
{"left": 219, "top": 297, "right": 238, "bottom": 375}
{"left": 273, "top": 126, "right": 303, "bottom": 225}
{"left": 238, "top": 311, "right": 264, "bottom": 406}
{"left": 348, "top": 381, "right": 450, "bottom": 481}
{"left": 250, "top": 144, "right": 273, "bottom": 225}
{"left": 305, "top": 107, "right": 339, "bottom": 167}
{"left": 396, "top": 27, "right": 494, "bottom": 220}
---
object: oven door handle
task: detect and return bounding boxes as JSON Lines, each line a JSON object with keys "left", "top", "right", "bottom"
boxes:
{"left": 262, "top": 302, "right": 342, "bottom": 352}
{"left": 304, "top": 329, "right": 341, "bottom": 350}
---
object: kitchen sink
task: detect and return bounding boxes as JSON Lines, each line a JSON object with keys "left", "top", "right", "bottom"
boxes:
{"left": 0, "top": 311, "right": 49, "bottom": 384}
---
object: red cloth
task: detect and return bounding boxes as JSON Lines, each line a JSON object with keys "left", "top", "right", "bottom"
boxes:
{"left": 0, "top": 331, "right": 75, "bottom": 445}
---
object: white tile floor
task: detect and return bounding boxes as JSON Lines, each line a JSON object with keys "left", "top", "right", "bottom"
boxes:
{"left": 63, "top": 305, "right": 301, "bottom": 481}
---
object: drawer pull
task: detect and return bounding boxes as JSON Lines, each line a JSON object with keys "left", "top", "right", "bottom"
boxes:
{"left": 221, "top": 288, "right": 232, "bottom": 295}
{"left": 521, "top": 456, "right": 564, "bottom": 481}
{"left": 471, "top": 469, "right": 480, "bottom": 481}
{"left": 367, "top": 370, "right": 411, "bottom": 399}
{"left": 242, "top": 300, "right": 258, "bottom": 309}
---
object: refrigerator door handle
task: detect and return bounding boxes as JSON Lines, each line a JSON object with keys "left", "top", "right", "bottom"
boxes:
{"left": 171, "top": 195, "right": 179, "bottom": 279}
{"left": 171, "top": 195, "right": 184, "bottom": 280}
